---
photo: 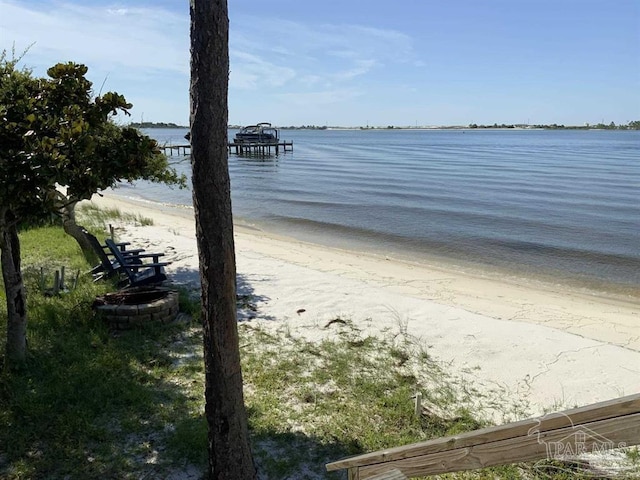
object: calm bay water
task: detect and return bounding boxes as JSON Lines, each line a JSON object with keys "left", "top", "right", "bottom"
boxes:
{"left": 116, "top": 128, "right": 639, "bottom": 298}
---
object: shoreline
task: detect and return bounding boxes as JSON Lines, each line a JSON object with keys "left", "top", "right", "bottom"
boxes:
{"left": 105, "top": 189, "right": 640, "bottom": 305}
{"left": 235, "top": 215, "right": 640, "bottom": 304}
{"left": 85, "top": 193, "right": 640, "bottom": 416}
{"left": 100, "top": 191, "right": 639, "bottom": 317}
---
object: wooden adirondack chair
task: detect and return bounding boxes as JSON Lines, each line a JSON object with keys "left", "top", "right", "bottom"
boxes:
{"left": 104, "top": 238, "right": 169, "bottom": 288}
{"left": 83, "top": 229, "right": 144, "bottom": 281}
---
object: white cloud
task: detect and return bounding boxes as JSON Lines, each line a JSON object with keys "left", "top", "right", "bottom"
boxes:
{"left": 331, "top": 59, "right": 378, "bottom": 81}
{"left": 230, "top": 50, "right": 297, "bottom": 89}
{"left": 229, "top": 15, "right": 418, "bottom": 92}
{"left": 0, "top": 1, "right": 423, "bottom": 124}
{"left": 106, "top": 8, "right": 128, "bottom": 16}
{"left": 1, "top": 0, "right": 191, "bottom": 123}
{"left": 1, "top": 1, "right": 189, "bottom": 77}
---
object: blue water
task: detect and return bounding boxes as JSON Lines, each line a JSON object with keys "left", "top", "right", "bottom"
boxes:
{"left": 115, "top": 128, "right": 640, "bottom": 298}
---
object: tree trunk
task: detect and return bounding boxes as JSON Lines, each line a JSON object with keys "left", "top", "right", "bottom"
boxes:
{"left": 60, "top": 199, "right": 98, "bottom": 265}
{"left": 0, "top": 209, "right": 28, "bottom": 364}
{"left": 190, "top": 1, "right": 256, "bottom": 479}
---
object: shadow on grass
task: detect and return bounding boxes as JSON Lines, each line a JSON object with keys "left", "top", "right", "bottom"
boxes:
{"left": 166, "top": 411, "right": 357, "bottom": 479}
{"left": 249, "top": 415, "right": 359, "bottom": 480}
{"left": 0, "top": 283, "right": 203, "bottom": 479}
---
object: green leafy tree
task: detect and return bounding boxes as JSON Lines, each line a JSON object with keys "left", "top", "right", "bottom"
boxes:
{"left": 41, "top": 62, "right": 185, "bottom": 262}
{"left": 1, "top": 53, "right": 54, "bottom": 364}
{"left": 0, "top": 53, "right": 185, "bottom": 364}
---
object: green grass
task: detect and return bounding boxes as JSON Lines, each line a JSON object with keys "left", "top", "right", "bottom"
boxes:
{"left": 20, "top": 225, "right": 92, "bottom": 277}
{"left": 239, "top": 320, "right": 522, "bottom": 479}
{"left": 0, "top": 224, "right": 204, "bottom": 479}
{"left": 0, "top": 218, "right": 635, "bottom": 479}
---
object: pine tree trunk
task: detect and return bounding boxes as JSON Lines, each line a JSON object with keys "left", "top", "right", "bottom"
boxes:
{"left": 0, "top": 209, "right": 28, "bottom": 364}
{"left": 60, "top": 200, "right": 98, "bottom": 265}
{"left": 190, "top": 1, "right": 256, "bottom": 478}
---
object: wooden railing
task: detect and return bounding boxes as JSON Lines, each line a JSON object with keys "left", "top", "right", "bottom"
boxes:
{"left": 326, "top": 393, "right": 640, "bottom": 479}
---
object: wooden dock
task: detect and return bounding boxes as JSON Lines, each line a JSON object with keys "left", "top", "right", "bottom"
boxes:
{"left": 158, "top": 141, "right": 293, "bottom": 156}
{"left": 227, "top": 141, "right": 293, "bottom": 155}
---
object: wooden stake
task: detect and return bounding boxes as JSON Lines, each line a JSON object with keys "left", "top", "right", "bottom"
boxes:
{"left": 53, "top": 270, "right": 60, "bottom": 296}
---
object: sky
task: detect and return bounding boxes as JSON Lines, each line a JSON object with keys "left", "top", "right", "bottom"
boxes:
{"left": 1, "top": 0, "right": 639, "bottom": 127}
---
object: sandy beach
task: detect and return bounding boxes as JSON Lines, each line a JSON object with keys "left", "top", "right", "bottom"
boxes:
{"left": 86, "top": 193, "right": 639, "bottom": 418}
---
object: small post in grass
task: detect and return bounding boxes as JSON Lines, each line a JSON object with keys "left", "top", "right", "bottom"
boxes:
{"left": 414, "top": 391, "right": 422, "bottom": 418}
{"left": 52, "top": 270, "right": 60, "bottom": 296}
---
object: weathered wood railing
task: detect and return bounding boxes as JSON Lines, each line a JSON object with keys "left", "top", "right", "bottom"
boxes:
{"left": 326, "top": 393, "right": 640, "bottom": 479}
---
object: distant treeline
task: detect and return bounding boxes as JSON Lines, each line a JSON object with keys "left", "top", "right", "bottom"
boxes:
{"left": 276, "top": 122, "right": 640, "bottom": 130}
{"left": 129, "top": 122, "right": 188, "bottom": 129}
{"left": 468, "top": 121, "right": 640, "bottom": 130}
{"left": 132, "top": 121, "right": 640, "bottom": 130}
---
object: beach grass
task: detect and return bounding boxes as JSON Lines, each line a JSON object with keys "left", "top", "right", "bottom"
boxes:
{"left": 77, "top": 202, "right": 154, "bottom": 231}
{"left": 0, "top": 219, "right": 637, "bottom": 479}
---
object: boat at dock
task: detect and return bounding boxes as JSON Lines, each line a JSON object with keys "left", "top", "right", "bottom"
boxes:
{"left": 234, "top": 122, "right": 279, "bottom": 144}
{"left": 166, "top": 123, "right": 292, "bottom": 156}
{"left": 229, "top": 122, "right": 289, "bottom": 155}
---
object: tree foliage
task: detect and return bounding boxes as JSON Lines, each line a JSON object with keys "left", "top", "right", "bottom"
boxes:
{"left": 0, "top": 52, "right": 185, "bottom": 364}
{"left": 1, "top": 54, "right": 55, "bottom": 222}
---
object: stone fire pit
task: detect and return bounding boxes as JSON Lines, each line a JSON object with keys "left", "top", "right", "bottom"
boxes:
{"left": 94, "top": 287, "right": 179, "bottom": 330}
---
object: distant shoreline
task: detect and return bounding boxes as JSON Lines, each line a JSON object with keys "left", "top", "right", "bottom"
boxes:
{"left": 131, "top": 121, "right": 640, "bottom": 131}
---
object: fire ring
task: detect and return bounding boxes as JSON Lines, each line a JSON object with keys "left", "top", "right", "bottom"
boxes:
{"left": 94, "top": 287, "right": 179, "bottom": 330}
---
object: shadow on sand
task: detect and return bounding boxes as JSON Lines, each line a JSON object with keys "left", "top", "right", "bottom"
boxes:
{"left": 162, "top": 266, "right": 358, "bottom": 478}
